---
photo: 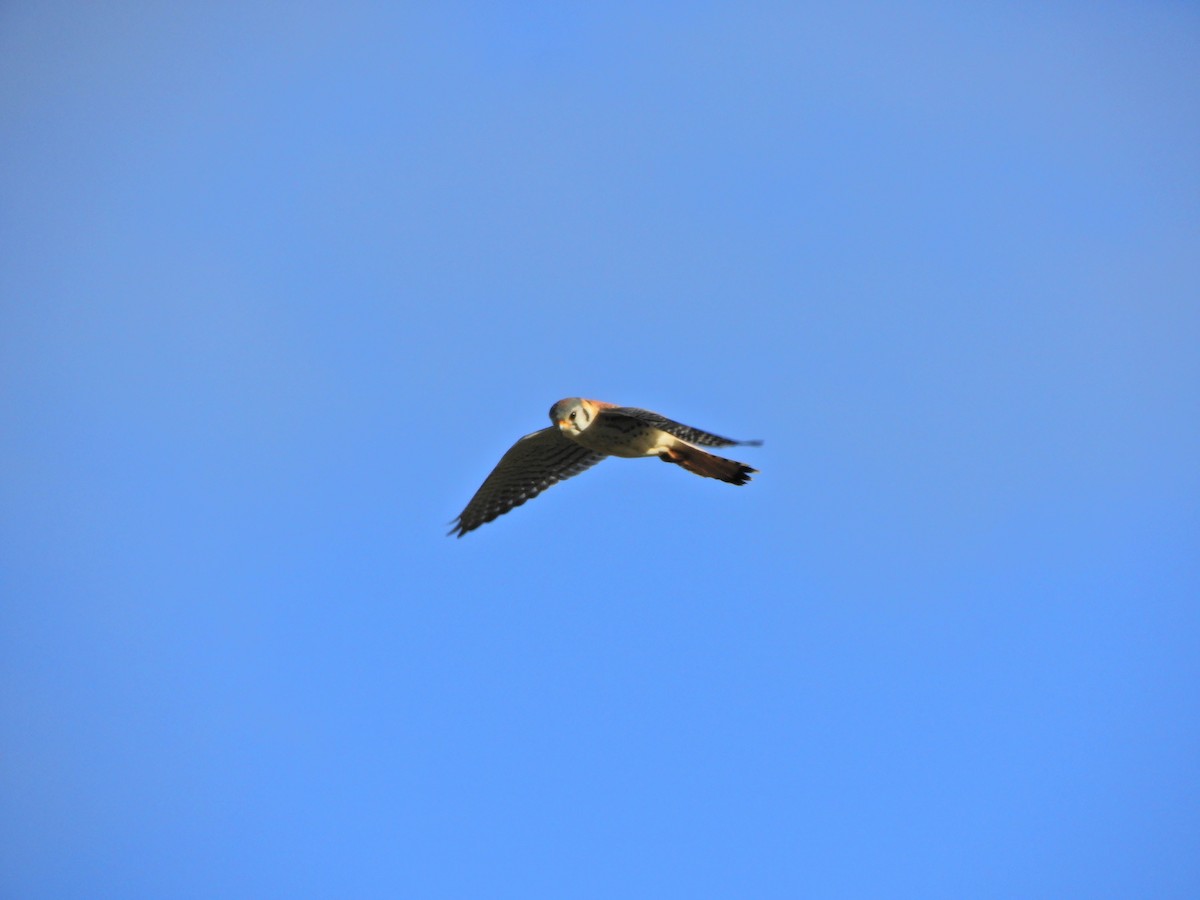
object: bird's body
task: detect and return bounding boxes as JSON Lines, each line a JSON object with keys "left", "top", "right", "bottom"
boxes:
{"left": 556, "top": 400, "right": 670, "bottom": 458}
{"left": 450, "top": 398, "right": 761, "bottom": 537}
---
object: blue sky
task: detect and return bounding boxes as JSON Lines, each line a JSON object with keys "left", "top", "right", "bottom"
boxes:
{"left": 2, "top": 2, "right": 1197, "bottom": 896}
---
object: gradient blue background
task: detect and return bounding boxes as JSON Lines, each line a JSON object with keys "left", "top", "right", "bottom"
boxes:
{"left": 3, "top": 3, "right": 1198, "bottom": 897}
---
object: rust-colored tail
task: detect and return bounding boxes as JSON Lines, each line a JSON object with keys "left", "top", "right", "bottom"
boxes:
{"left": 659, "top": 445, "right": 757, "bottom": 485}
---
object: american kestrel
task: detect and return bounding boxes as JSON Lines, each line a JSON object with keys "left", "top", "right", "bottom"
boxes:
{"left": 450, "top": 398, "right": 761, "bottom": 537}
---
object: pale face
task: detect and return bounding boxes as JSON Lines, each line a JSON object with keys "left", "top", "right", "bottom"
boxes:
{"left": 549, "top": 398, "right": 593, "bottom": 436}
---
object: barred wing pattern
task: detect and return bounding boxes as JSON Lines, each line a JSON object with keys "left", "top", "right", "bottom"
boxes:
{"left": 450, "top": 427, "right": 607, "bottom": 537}
{"left": 605, "top": 407, "right": 763, "bottom": 448}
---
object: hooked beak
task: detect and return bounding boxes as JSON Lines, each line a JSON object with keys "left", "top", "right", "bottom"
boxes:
{"left": 557, "top": 419, "right": 571, "bottom": 429}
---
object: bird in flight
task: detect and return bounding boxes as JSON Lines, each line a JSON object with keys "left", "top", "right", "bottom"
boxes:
{"left": 450, "top": 398, "right": 761, "bottom": 537}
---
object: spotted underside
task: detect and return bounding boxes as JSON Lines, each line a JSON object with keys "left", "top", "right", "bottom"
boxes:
{"left": 602, "top": 407, "right": 762, "bottom": 448}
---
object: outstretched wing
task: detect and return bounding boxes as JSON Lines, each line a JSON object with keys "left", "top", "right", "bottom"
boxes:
{"left": 605, "top": 407, "right": 763, "bottom": 448}
{"left": 450, "top": 427, "right": 607, "bottom": 537}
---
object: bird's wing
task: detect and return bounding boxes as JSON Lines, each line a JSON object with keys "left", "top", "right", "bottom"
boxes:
{"left": 450, "top": 427, "right": 607, "bottom": 537}
{"left": 604, "top": 407, "right": 763, "bottom": 448}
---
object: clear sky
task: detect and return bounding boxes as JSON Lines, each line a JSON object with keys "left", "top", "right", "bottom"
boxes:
{"left": 2, "top": 2, "right": 1198, "bottom": 897}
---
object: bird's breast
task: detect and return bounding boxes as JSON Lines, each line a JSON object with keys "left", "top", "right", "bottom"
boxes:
{"left": 573, "top": 417, "right": 670, "bottom": 458}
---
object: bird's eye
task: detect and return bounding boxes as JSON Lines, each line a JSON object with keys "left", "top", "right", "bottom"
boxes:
{"left": 569, "top": 411, "right": 577, "bottom": 421}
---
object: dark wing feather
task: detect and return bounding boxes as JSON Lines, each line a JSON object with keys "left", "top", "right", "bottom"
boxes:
{"left": 450, "top": 427, "right": 607, "bottom": 537}
{"left": 605, "top": 407, "right": 762, "bottom": 448}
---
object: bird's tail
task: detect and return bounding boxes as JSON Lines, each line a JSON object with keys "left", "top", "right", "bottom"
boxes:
{"left": 659, "top": 444, "right": 757, "bottom": 485}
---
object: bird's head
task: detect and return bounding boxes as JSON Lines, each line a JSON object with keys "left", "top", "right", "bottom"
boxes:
{"left": 550, "top": 397, "right": 595, "bottom": 436}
